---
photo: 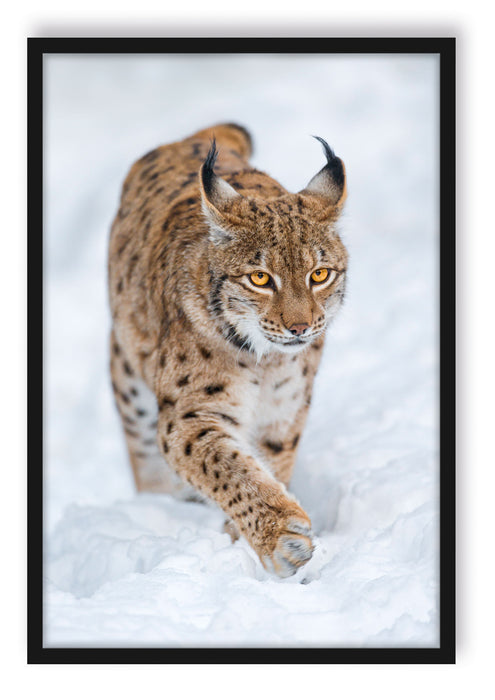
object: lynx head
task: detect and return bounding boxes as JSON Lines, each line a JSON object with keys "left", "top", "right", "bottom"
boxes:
{"left": 200, "top": 138, "right": 348, "bottom": 358}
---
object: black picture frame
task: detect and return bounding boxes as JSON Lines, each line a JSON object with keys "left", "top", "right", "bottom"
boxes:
{"left": 28, "top": 36, "right": 455, "bottom": 664}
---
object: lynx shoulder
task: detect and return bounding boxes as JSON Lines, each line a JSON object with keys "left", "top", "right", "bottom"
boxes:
{"left": 108, "top": 123, "right": 348, "bottom": 577}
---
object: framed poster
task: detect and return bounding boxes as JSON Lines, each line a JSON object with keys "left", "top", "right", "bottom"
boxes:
{"left": 28, "top": 37, "right": 455, "bottom": 663}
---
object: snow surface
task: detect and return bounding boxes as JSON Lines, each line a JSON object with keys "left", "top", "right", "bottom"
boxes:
{"left": 43, "top": 53, "right": 440, "bottom": 647}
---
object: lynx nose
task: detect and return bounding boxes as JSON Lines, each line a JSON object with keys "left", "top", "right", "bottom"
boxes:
{"left": 289, "top": 323, "right": 310, "bottom": 336}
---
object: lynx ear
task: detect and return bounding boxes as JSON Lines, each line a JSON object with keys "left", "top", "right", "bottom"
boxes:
{"left": 200, "top": 139, "right": 242, "bottom": 244}
{"left": 299, "top": 136, "right": 347, "bottom": 208}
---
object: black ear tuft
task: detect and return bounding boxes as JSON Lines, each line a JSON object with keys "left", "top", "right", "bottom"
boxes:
{"left": 201, "top": 138, "right": 219, "bottom": 197}
{"left": 312, "top": 135, "right": 336, "bottom": 162}
{"left": 312, "top": 135, "right": 345, "bottom": 190}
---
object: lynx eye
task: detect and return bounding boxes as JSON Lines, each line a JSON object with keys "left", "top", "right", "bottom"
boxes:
{"left": 310, "top": 268, "right": 329, "bottom": 284}
{"left": 250, "top": 271, "right": 271, "bottom": 287}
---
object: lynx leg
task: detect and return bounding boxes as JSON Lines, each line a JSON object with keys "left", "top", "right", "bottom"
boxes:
{"left": 156, "top": 398, "right": 314, "bottom": 577}
{"left": 110, "top": 332, "right": 191, "bottom": 495}
{"left": 259, "top": 429, "right": 305, "bottom": 488}
{"left": 223, "top": 518, "right": 240, "bottom": 542}
{"left": 224, "top": 432, "right": 301, "bottom": 541}
{"left": 258, "top": 393, "right": 313, "bottom": 487}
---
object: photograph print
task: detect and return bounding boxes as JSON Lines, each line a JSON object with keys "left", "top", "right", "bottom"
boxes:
{"left": 29, "top": 38, "right": 455, "bottom": 662}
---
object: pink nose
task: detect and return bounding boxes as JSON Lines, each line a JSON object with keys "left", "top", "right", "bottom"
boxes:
{"left": 289, "top": 323, "right": 310, "bottom": 336}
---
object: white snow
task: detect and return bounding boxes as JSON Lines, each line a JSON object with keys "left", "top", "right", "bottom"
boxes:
{"left": 43, "top": 53, "right": 439, "bottom": 647}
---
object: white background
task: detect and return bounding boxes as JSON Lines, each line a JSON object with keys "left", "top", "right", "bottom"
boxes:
{"left": 1, "top": 0, "right": 493, "bottom": 698}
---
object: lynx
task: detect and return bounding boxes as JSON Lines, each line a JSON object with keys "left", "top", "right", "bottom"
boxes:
{"left": 108, "top": 123, "right": 348, "bottom": 577}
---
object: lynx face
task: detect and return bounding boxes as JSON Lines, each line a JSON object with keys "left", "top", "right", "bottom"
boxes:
{"left": 201, "top": 145, "right": 348, "bottom": 358}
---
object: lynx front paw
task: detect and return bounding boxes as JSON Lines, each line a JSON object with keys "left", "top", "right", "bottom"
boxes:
{"left": 261, "top": 517, "right": 314, "bottom": 578}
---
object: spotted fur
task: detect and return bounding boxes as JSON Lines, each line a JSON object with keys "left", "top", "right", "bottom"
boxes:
{"left": 108, "top": 123, "right": 348, "bottom": 577}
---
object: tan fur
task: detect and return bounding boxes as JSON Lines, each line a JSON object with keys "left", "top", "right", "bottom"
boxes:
{"left": 108, "top": 123, "right": 348, "bottom": 577}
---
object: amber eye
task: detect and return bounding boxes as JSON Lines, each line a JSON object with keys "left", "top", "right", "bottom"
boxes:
{"left": 250, "top": 271, "right": 271, "bottom": 287}
{"left": 311, "top": 268, "right": 329, "bottom": 284}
